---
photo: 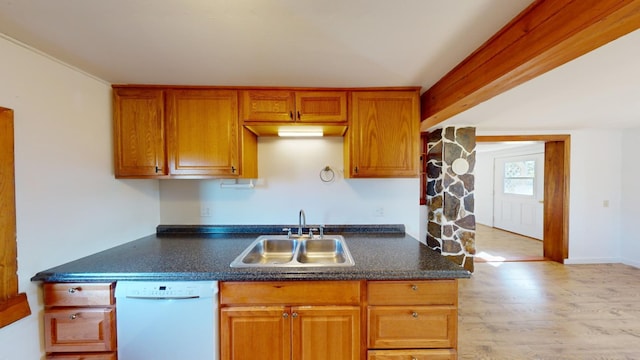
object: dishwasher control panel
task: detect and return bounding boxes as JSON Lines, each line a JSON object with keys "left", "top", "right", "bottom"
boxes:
{"left": 115, "top": 281, "right": 217, "bottom": 299}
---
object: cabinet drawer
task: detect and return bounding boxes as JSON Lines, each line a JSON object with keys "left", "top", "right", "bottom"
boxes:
{"left": 368, "top": 349, "right": 457, "bottom": 360}
{"left": 44, "top": 283, "right": 115, "bottom": 306}
{"left": 220, "top": 281, "right": 361, "bottom": 305}
{"left": 44, "top": 308, "right": 116, "bottom": 352}
{"left": 367, "top": 280, "right": 457, "bottom": 305}
{"left": 46, "top": 353, "right": 117, "bottom": 360}
{"left": 368, "top": 306, "right": 457, "bottom": 349}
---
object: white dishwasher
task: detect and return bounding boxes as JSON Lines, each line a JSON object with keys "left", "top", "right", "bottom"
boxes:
{"left": 115, "top": 281, "right": 218, "bottom": 360}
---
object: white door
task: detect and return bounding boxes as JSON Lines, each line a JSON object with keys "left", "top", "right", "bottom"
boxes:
{"left": 493, "top": 153, "right": 544, "bottom": 239}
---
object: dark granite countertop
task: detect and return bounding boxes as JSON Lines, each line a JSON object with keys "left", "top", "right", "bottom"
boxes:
{"left": 31, "top": 225, "right": 471, "bottom": 282}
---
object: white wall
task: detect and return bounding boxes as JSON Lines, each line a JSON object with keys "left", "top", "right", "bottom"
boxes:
{"left": 0, "top": 35, "right": 160, "bottom": 359}
{"left": 621, "top": 128, "right": 640, "bottom": 267}
{"left": 477, "top": 129, "right": 624, "bottom": 264}
{"left": 160, "top": 137, "right": 422, "bottom": 239}
{"left": 566, "top": 129, "right": 622, "bottom": 263}
{"left": 475, "top": 150, "right": 494, "bottom": 226}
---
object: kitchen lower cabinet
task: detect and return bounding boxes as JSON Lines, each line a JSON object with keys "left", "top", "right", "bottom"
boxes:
{"left": 43, "top": 283, "right": 116, "bottom": 359}
{"left": 46, "top": 354, "right": 117, "bottom": 360}
{"left": 367, "top": 349, "right": 457, "bottom": 360}
{"left": 367, "top": 280, "right": 458, "bottom": 359}
{"left": 220, "top": 281, "right": 361, "bottom": 360}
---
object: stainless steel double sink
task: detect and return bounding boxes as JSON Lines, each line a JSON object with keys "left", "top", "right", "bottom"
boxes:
{"left": 230, "top": 235, "right": 355, "bottom": 268}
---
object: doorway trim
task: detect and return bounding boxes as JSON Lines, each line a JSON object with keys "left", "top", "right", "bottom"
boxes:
{"left": 477, "top": 135, "right": 570, "bottom": 263}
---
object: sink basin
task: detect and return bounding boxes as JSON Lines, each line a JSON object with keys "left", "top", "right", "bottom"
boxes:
{"left": 238, "top": 238, "right": 298, "bottom": 265}
{"left": 296, "top": 238, "right": 349, "bottom": 264}
{"left": 230, "top": 235, "right": 355, "bottom": 268}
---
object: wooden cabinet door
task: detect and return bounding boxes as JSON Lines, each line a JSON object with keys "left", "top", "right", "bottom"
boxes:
{"left": 44, "top": 308, "right": 116, "bottom": 353}
{"left": 220, "top": 306, "right": 291, "bottom": 360}
{"left": 166, "top": 89, "right": 240, "bottom": 176}
{"left": 295, "top": 91, "right": 347, "bottom": 123}
{"left": 241, "top": 90, "right": 295, "bottom": 122}
{"left": 113, "top": 88, "right": 165, "bottom": 177}
{"left": 292, "top": 306, "right": 360, "bottom": 360}
{"left": 348, "top": 91, "right": 419, "bottom": 178}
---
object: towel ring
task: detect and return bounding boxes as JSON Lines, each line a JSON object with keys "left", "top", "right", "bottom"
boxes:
{"left": 319, "top": 166, "right": 335, "bottom": 182}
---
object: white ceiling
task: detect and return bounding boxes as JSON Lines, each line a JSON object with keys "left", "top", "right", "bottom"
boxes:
{"left": 0, "top": 0, "right": 638, "bottom": 132}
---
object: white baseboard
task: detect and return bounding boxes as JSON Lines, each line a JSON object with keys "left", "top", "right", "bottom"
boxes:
{"left": 622, "top": 258, "right": 640, "bottom": 269}
{"left": 563, "top": 257, "right": 621, "bottom": 265}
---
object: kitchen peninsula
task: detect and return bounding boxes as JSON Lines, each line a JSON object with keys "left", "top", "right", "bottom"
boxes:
{"left": 32, "top": 224, "right": 470, "bottom": 360}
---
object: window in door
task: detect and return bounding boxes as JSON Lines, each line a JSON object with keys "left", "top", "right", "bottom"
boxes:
{"left": 503, "top": 160, "right": 536, "bottom": 196}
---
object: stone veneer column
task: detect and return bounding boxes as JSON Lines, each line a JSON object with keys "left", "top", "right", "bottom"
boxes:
{"left": 426, "top": 127, "right": 476, "bottom": 272}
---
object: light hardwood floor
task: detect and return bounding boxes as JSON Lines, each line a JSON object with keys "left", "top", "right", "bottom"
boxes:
{"left": 475, "top": 224, "right": 544, "bottom": 262}
{"left": 459, "top": 260, "right": 640, "bottom": 359}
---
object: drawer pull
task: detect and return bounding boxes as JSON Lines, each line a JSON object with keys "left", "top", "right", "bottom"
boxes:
{"left": 69, "top": 313, "right": 78, "bottom": 320}
{"left": 68, "top": 287, "right": 81, "bottom": 294}
{"left": 412, "top": 312, "right": 419, "bottom": 318}
{"left": 411, "top": 284, "right": 418, "bottom": 291}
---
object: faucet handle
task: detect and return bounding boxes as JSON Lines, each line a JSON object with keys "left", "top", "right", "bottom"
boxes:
{"left": 319, "top": 225, "right": 325, "bottom": 238}
{"left": 282, "top": 227, "right": 292, "bottom": 238}
{"left": 308, "top": 228, "right": 319, "bottom": 238}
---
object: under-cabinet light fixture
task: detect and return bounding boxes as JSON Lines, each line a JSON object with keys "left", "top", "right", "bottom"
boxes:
{"left": 277, "top": 128, "right": 324, "bottom": 137}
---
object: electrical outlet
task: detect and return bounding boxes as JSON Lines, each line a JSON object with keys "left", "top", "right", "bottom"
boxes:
{"left": 200, "top": 206, "right": 211, "bottom": 217}
{"left": 374, "top": 207, "right": 384, "bottom": 217}
{"left": 603, "top": 200, "right": 609, "bottom": 208}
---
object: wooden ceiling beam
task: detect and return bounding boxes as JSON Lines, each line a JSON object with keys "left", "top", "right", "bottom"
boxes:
{"left": 420, "top": 0, "right": 640, "bottom": 130}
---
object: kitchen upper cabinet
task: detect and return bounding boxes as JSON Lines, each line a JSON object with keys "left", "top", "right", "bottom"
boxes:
{"left": 241, "top": 90, "right": 348, "bottom": 136}
{"left": 113, "top": 88, "right": 166, "bottom": 177}
{"left": 113, "top": 86, "right": 258, "bottom": 179}
{"left": 220, "top": 281, "right": 361, "bottom": 360}
{"left": 346, "top": 90, "right": 420, "bottom": 178}
{"left": 166, "top": 89, "right": 243, "bottom": 177}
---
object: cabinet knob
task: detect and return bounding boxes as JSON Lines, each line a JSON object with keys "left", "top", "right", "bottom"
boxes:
{"left": 69, "top": 313, "right": 78, "bottom": 320}
{"left": 297, "top": 111, "right": 301, "bottom": 120}
{"left": 155, "top": 166, "right": 160, "bottom": 173}
{"left": 412, "top": 357, "right": 418, "bottom": 360}
{"left": 68, "top": 287, "right": 80, "bottom": 294}
{"left": 289, "top": 111, "right": 294, "bottom": 120}
{"left": 412, "top": 312, "right": 419, "bottom": 318}
{"left": 283, "top": 313, "right": 289, "bottom": 318}
{"left": 231, "top": 166, "right": 236, "bottom": 173}
{"left": 411, "top": 284, "right": 418, "bottom": 291}
{"left": 292, "top": 312, "right": 298, "bottom": 318}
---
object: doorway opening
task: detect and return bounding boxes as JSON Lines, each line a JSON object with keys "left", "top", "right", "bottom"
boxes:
{"left": 476, "top": 135, "right": 570, "bottom": 264}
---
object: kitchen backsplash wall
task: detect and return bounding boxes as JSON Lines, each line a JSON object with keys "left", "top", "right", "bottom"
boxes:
{"left": 159, "top": 137, "right": 421, "bottom": 239}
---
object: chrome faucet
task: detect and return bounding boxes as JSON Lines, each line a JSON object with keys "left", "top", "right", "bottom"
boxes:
{"left": 298, "top": 209, "right": 306, "bottom": 236}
